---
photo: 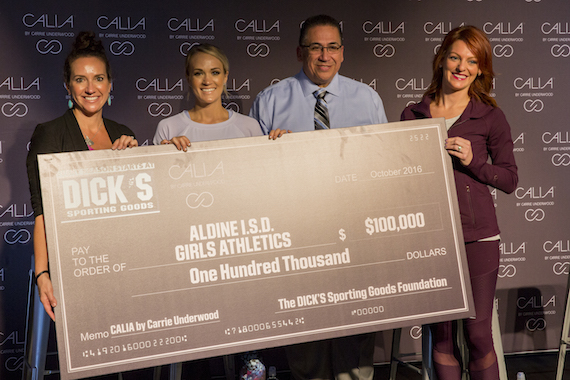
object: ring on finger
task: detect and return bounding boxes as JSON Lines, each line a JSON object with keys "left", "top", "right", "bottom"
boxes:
{"left": 457, "top": 145, "right": 462, "bottom": 152}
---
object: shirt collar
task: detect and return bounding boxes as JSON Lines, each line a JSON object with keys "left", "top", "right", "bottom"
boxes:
{"left": 295, "top": 70, "right": 341, "bottom": 98}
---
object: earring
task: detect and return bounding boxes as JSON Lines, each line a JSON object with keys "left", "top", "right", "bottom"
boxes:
{"left": 68, "top": 99, "right": 73, "bottom": 109}
{"left": 107, "top": 96, "right": 112, "bottom": 106}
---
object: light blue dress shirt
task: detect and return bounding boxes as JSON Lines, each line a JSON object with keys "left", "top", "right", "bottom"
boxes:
{"left": 249, "top": 70, "right": 388, "bottom": 134}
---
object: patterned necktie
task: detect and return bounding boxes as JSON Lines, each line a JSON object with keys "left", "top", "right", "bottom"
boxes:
{"left": 313, "top": 88, "right": 330, "bottom": 130}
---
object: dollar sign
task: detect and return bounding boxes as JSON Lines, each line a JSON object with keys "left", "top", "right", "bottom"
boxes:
{"left": 365, "top": 217, "right": 374, "bottom": 235}
{"left": 339, "top": 228, "right": 346, "bottom": 241}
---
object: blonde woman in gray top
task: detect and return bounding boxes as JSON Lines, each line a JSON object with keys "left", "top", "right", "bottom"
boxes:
{"left": 154, "top": 44, "right": 265, "bottom": 148}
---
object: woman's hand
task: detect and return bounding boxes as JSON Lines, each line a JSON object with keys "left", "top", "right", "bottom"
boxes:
{"left": 445, "top": 136, "right": 473, "bottom": 166}
{"left": 112, "top": 135, "right": 138, "bottom": 150}
{"left": 161, "top": 136, "right": 191, "bottom": 151}
{"left": 268, "top": 128, "right": 292, "bottom": 140}
{"left": 37, "top": 273, "right": 57, "bottom": 321}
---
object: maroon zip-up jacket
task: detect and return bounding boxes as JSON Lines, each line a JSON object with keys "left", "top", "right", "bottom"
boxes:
{"left": 401, "top": 96, "right": 518, "bottom": 243}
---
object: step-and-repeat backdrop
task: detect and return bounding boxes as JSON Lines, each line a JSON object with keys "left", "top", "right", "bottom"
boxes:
{"left": 0, "top": 0, "right": 568, "bottom": 378}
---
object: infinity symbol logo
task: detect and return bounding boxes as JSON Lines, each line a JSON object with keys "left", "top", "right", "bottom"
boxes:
{"left": 552, "top": 153, "right": 570, "bottom": 166}
{"left": 247, "top": 43, "right": 270, "bottom": 57}
{"left": 4, "top": 229, "right": 31, "bottom": 244}
{"left": 493, "top": 44, "right": 514, "bottom": 57}
{"left": 498, "top": 264, "right": 516, "bottom": 278}
{"left": 186, "top": 192, "right": 214, "bottom": 208}
{"left": 523, "top": 99, "right": 544, "bottom": 112}
{"left": 553, "top": 262, "right": 570, "bottom": 275}
{"left": 36, "top": 39, "right": 62, "bottom": 54}
{"left": 373, "top": 44, "right": 395, "bottom": 57}
{"left": 109, "top": 41, "right": 135, "bottom": 56}
{"left": 433, "top": 44, "right": 442, "bottom": 55}
{"left": 147, "top": 102, "right": 172, "bottom": 117}
{"left": 409, "top": 326, "right": 422, "bottom": 340}
{"left": 551, "top": 44, "right": 570, "bottom": 57}
{"left": 5, "top": 356, "right": 24, "bottom": 371}
{"left": 224, "top": 102, "right": 240, "bottom": 112}
{"left": 525, "top": 208, "right": 545, "bottom": 222}
{"left": 526, "top": 318, "right": 546, "bottom": 331}
{"left": 1, "top": 102, "right": 28, "bottom": 117}
{"left": 180, "top": 42, "right": 200, "bottom": 56}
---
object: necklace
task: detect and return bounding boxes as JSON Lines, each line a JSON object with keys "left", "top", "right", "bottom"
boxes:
{"left": 84, "top": 123, "right": 103, "bottom": 147}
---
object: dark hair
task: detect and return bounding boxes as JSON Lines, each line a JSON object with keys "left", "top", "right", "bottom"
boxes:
{"left": 299, "top": 15, "right": 343, "bottom": 46}
{"left": 424, "top": 25, "right": 497, "bottom": 107}
{"left": 63, "top": 31, "right": 112, "bottom": 85}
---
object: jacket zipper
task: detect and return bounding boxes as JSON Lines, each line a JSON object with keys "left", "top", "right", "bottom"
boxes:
{"left": 466, "top": 185, "right": 476, "bottom": 227}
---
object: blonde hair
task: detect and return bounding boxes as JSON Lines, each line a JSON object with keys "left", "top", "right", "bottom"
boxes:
{"left": 185, "top": 43, "right": 230, "bottom": 96}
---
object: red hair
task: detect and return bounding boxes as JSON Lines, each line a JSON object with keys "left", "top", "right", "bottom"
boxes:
{"left": 424, "top": 25, "right": 497, "bottom": 107}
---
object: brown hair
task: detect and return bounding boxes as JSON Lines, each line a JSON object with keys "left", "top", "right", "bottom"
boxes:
{"left": 63, "top": 31, "right": 111, "bottom": 85}
{"left": 424, "top": 25, "right": 496, "bottom": 107}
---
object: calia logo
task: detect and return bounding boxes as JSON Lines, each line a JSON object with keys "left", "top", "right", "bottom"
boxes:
{"left": 543, "top": 240, "right": 570, "bottom": 253}
{"left": 223, "top": 102, "right": 240, "bottom": 113}
{"left": 97, "top": 16, "right": 146, "bottom": 30}
{"left": 234, "top": 19, "right": 279, "bottom": 33}
{"left": 395, "top": 78, "right": 428, "bottom": 91}
{"left": 542, "top": 131, "right": 569, "bottom": 144}
{"left": 423, "top": 22, "right": 463, "bottom": 35}
{"left": 498, "top": 264, "right": 516, "bottom": 278}
{"left": 5, "top": 356, "right": 24, "bottom": 372}
{"left": 180, "top": 42, "right": 201, "bottom": 57}
{"left": 552, "top": 153, "right": 570, "bottom": 167}
{"left": 147, "top": 103, "right": 172, "bottom": 117}
{"left": 515, "top": 186, "right": 554, "bottom": 199}
{"left": 136, "top": 78, "right": 184, "bottom": 92}
{"left": 247, "top": 43, "right": 270, "bottom": 57}
{"left": 373, "top": 44, "right": 395, "bottom": 57}
{"left": 493, "top": 44, "right": 514, "bottom": 57}
{"left": 168, "top": 161, "right": 224, "bottom": 180}
{"left": 226, "top": 79, "right": 250, "bottom": 92}
{"left": 514, "top": 77, "right": 553, "bottom": 90}
{"left": 500, "top": 242, "right": 526, "bottom": 255}
{"left": 525, "top": 318, "right": 546, "bottom": 331}
{"left": 409, "top": 326, "right": 422, "bottom": 340}
{"left": 4, "top": 229, "right": 31, "bottom": 244}
{"left": 0, "top": 77, "right": 40, "bottom": 91}
{"left": 362, "top": 21, "right": 405, "bottom": 34}
{"left": 109, "top": 41, "right": 135, "bottom": 56}
{"left": 186, "top": 192, "right": 215, "bottom": 208}
{"left": 553, "top": 262, "right": 569, "bottom": 275}
{"left": 513, "top": 132, "right": 525, "bottom": 145}
{"left": 36, "top": 39, "right": 62, "bottom": 54}
{"left": 524, "top": 208, "right": 545, "bottom": 222}
{"left": 168, "top": 18, "right": 214, "bottom": 32}
{"left": 541, "top": 22, "right": 570, "bottom": 34}
{"left": 1, "top": 102, "right": 28, "bottom": 117}
{"left": 483, "top": 22, "right": 524, "bottom": 34}
{"left": 551, "top": 44, "right": 570, "bottom": 57}
{"left": 523, "top": 99, "right": 544, "bottom": 112}
{"left": 22, "top": 13, "right": 73, "bottom": 28}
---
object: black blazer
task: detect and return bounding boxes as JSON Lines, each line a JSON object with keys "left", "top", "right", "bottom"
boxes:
{"left": 26, "top": 109, "right": 135, "bottom": 217}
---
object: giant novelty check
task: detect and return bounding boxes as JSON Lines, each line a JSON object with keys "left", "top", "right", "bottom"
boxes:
{"left": 39, "top": 119, "right": 473, "bottom": 379}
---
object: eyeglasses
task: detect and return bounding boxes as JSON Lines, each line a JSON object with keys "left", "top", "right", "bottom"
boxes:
{"left": 301, "top": 44, "right": 343, "bottom": 54}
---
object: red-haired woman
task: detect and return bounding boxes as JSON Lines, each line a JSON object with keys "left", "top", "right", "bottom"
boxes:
{"left": 401, "top": 25, "right": 518, "bottom": 380}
